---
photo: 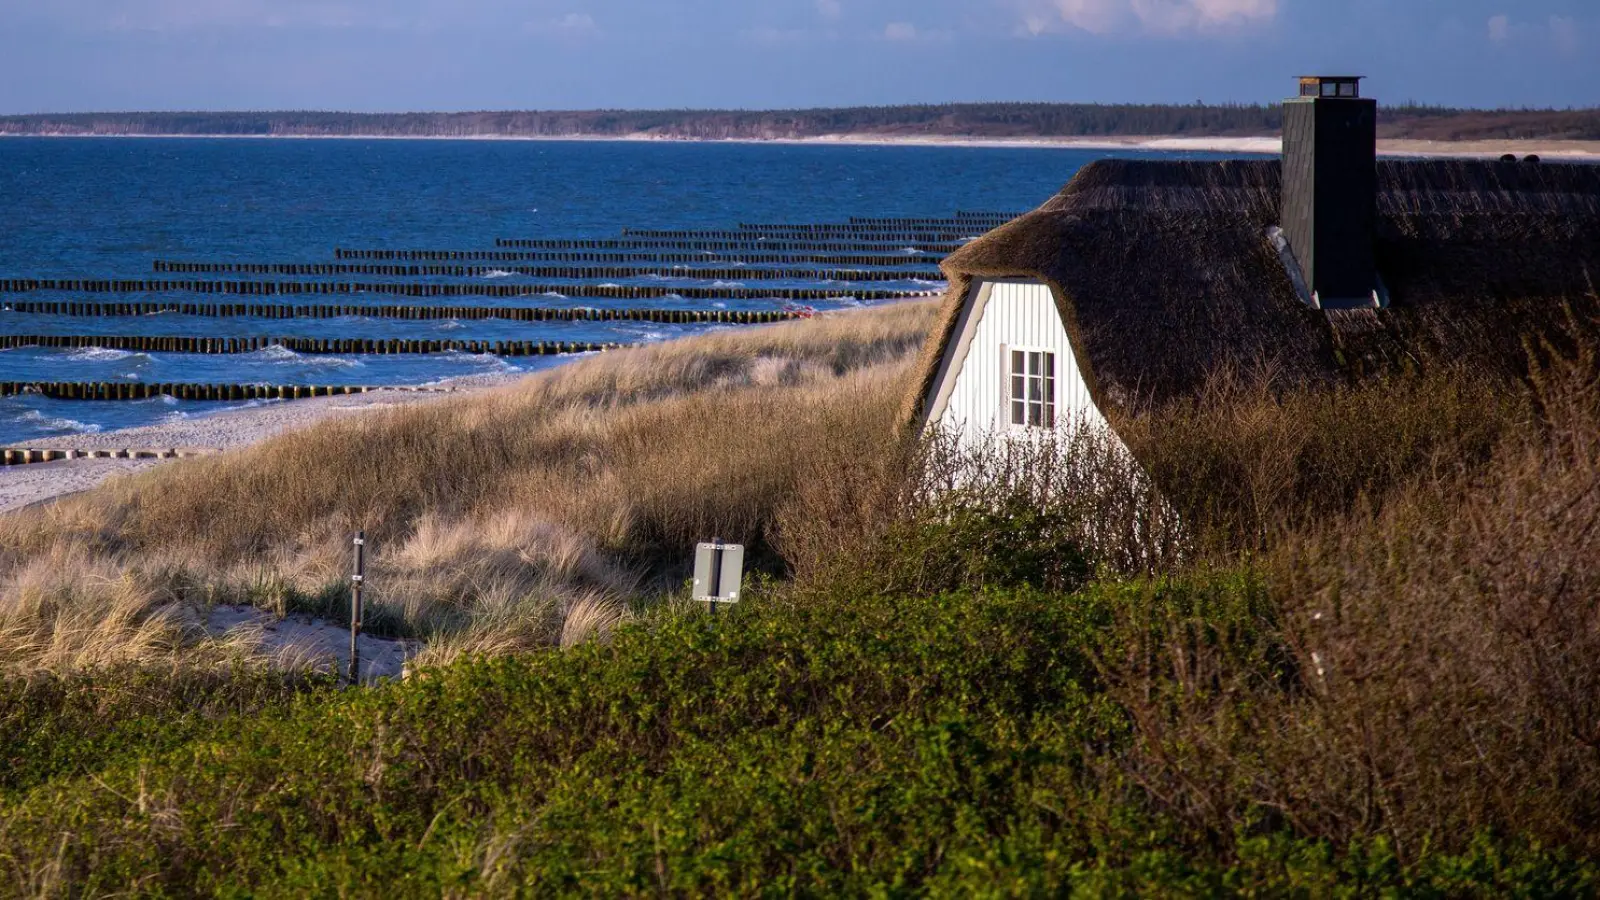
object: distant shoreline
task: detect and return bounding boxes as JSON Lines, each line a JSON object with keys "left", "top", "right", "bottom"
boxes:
{"left": 3, "top": 131, "right": 1599, "bottom": 159}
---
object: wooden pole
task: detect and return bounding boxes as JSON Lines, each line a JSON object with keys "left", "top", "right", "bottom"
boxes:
{"left": 349, "top": 531, "right": 366, "bottom": 684}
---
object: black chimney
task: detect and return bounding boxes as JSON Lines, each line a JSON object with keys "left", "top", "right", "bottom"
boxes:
{"left": 1281, "top": 76, "right": 1378, "bottom": 310}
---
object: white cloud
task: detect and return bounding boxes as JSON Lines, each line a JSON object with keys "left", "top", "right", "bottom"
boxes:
{"left": 523, "top": 11, "right": 598, "bottom": 38}
{"left": 816, "top": 0, "right": 842, "bottom": 21}
{"left": 1549, "top": 15, "right": 1579, "bottom": 55}
{"left": 1487, "top": 13, "right": 1510, "bottom": 43}
{"left": 1015, "top": 0, "right": 1278, "bottom": 36}
{"left": 884, "top": 21, "right": 918, "bottom": 41}
{"left": 1484, "top": 13, "right": 1582, "bottom": 55}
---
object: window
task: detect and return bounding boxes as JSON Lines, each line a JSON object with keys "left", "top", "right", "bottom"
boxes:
{"left": 1338, "top": 81, "right": 1357, "bottom": 97}
{"left": 1321, "top": 81, "right": 1339, "bottom": 97}
{"left": 1008, "top": 349, "right": 1056, "bottom": 428}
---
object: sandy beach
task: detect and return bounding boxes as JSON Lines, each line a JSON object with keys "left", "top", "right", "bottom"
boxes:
{"left": 6, "top": 130, "right": 1598, "bottom": 160}
{"left": 0, "top": 375, "right": 516, "bottom": 513}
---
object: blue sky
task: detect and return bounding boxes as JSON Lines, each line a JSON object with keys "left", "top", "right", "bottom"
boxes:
{"left": 0, "top": 0, "right": 1595, "bottom": 113}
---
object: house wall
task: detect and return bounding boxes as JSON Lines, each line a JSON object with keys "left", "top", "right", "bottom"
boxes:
{"left": 926, "top": 279, "right": 1109, "bottom": 448}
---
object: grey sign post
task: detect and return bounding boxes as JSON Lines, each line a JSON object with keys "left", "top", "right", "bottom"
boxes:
{"left": 693, "top": 540, "right": 744, "bottom": 612}
{"left": 349, "top": 531, "right": 365, "bottom": 684}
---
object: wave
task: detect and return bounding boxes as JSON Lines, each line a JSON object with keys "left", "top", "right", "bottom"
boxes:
{"left": 480, "top": 269, "right": 515, "bottom": 279}
{"left": 440, "top": 351, "right": 519, "bottom": 372}
{"left": 245, "top": 345, "right": 362, "bottom": 368}
{"left": 65, "top": 346, "right": 146, "bottom": 362}
{"left": 17, "top": 409, "right": 102, "bottom": 434}
{"left": 709, "top": 281, "right": 746, "bottom": 289}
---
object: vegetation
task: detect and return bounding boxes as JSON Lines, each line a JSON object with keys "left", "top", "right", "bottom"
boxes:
{"left": 1, "top": 300, "right": 1598, "bottom": 894}
{"left": 3, "top": 102, "right": 1599, "bottom": 142}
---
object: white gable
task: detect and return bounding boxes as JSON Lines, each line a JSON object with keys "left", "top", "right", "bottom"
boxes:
{"left": 922, "top": 279, "right": 1110, "bottom": 447}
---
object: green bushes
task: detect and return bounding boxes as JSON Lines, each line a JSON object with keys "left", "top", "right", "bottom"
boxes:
{"left": 885, "top": 496, "right": 1093, "bottom": 594}
{"left": 0, "top": 666, "right": 327, "bottom": 800}
{"left": 4, "top": 578, "right": 1596, "bottom": 895}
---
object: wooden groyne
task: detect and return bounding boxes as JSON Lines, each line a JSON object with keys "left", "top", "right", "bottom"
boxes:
{"left": 493, "top": 238, "right": 963, "bottom": 253}
{"left": 153, "top": 261, "right": 941, "bottom": 282}
{"left": 622, "top": 228, "right": 976, "bottom": 241}
{"left": 2, "top": 447, "right": 222, "bottom": 466}
{"left": 846, "top": 215, "right": 1017, "bottom": 227}
{"left": 0, "top": 301, "right": 809, "bottom": 324}
{"left": 735, "top": 223, "right": 995, "bottom": 234}
{"left": 332, "top": 249, "right": 944, "bottom": 266}
{"left": 0, "top": 335, "right": 626, "bottom": 356}
{"left": 0, "top": 382, "right": 448, "bottom": 401}
{"left": 0, "top": 279, "right": 930, "bottom": 302}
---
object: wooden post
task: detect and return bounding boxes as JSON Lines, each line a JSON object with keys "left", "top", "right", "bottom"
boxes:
{"left": 349, "top": 531, "right": 366, "bottom": 684}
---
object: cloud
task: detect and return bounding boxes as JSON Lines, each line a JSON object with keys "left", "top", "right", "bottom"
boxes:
{"left": 884, "top": 21, "right": 918, "bottom": 41}
{"left": 1549, "top": 15, "right": 1580, "bottom": 55}
{"left": 1487, "top": 14, "right": 1510, "bottom": 43}
{"left": 1484, "top": 13, "right": 1582, "bottom": 55}
{"left": 1016, "top": 0, "right": 1278, "bottom": 36}
{"left": 816, "top": 0, "right": 842, "bottom": 21}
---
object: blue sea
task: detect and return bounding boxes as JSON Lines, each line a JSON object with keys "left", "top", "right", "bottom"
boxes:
{"left": 0, "top": 138, "right": 1248, "bottom": 444}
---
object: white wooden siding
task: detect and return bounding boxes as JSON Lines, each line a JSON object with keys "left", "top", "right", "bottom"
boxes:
{"left": 929, "top": 279, "right": 1109, "bottom": 448}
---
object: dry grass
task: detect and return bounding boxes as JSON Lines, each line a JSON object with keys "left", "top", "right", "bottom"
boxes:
{"left": 0, "top": 302, "right": 938, "bottom": 674}
{"left": 1097, "top": 350, "right": 1600, "bottom": 858}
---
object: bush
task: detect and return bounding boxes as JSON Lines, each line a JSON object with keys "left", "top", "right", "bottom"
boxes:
{"left": 882, "top": 495, "right": 1092, "bottom": 594}
{"left": 4, "top": 577, "right": 1596, "bottom": 895}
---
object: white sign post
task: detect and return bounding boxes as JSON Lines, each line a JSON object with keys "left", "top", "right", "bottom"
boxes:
{"left": 693, "top": 540, "right": 744, "bottom": 612}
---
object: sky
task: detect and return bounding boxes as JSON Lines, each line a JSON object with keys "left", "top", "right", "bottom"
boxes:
{"left": 0, "top": 0, "right": 1596, "bottom": 113}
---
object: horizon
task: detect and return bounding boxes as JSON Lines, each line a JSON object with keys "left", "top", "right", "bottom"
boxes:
{"left": 2, "top": 1, "right": 1596, "bottom": 115}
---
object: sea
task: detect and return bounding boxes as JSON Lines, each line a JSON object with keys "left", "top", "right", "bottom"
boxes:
{"left": 0, "top": 138, "right": 1251, "bottom": 445}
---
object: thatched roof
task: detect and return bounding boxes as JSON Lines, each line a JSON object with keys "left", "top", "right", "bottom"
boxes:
{"left": 906, "top": 158, "right": 1600, "bottom": 427}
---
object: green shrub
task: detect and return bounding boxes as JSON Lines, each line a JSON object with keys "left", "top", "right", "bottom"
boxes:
{"left": 4, "top": 576, "right": 1594, "bottom": 896}
{"left": 883, "top": 495, "right": 1092, "bottom": 594}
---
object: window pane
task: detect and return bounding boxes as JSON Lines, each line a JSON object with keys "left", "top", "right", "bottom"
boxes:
{"left": 1012, "top": 375, "right": 1024, "bottom": 402}
{"left": 1042, "top": 352, "right": 1055, "bottom": 376}
{"left": 1012, "top": 350, "right": 1024, "bottom": 374}
{"left": 1011, "top": 400, "right": 1025, "bottom": 425}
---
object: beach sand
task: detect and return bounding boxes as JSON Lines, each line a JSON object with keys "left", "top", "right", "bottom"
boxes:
{"left": 207, "top": 604, "right": 416, "bottom": 683}
{"left": 788, "top": 134, "right": 1600, "bottom": 160}
{"left": 0, "top": 375, "right": 517, "bottom": 513}
{"left": 7, "top": 131, "right": 1598, "bottom": 160}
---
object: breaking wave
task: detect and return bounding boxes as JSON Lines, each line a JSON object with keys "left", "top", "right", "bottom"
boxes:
{"left": 17, "top": 409, "right": 102, "bottom": 434}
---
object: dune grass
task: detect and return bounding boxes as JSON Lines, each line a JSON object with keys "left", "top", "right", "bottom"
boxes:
{"left": 0, "top": 302, "right": 937, "bottom": 675}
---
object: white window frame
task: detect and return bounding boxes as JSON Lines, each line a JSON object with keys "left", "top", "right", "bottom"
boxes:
{"left": 1003, "top": 345, "right": 1057, "bottom": 431}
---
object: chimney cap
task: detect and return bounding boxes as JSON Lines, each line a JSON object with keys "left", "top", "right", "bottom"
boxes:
{"left": 1294, "top": 76, "right": 1365, "bottom": 99}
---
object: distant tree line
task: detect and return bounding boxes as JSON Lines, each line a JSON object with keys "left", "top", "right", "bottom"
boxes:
{"left": 2, "top": 103, "right": 1597, "bottom": 141}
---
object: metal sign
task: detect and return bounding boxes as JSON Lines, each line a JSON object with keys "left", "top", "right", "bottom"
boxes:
{"left": 693, "top": 541, "right": 744, "bottom": 604}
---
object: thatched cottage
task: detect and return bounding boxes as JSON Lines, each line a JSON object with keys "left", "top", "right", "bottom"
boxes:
{"left": 905, "top": 76, "right": 1600, "bottom": 448}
